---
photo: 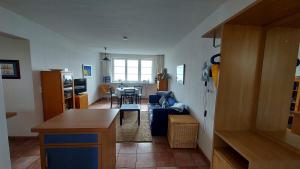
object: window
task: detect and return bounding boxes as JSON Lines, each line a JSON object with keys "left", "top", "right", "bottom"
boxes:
{"left": 113, "top": 59, "right": 125, "bottom": 81}
{"left": 112, "top": 58, "right": 154, "bottom": 83}
{"left": 127, "top": 60, "right": 139, "bottom": 81}
{"left": 141, "top": 60, "right": 153, "bottom": 82}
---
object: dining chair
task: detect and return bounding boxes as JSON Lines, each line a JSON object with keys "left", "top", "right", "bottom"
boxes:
{"left": 100, "top": 84, "right": 110, "bottom": 101}
{"left": 123, "top": 88, "right": 136, "bottom": 104}
{"left": 134, "top": 85, "right": 143, "bottom": 103}
{"left": 110, "top": 87, "right": 119, "bottom": 108}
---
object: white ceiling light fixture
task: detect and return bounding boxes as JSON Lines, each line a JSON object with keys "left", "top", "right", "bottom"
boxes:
{"left": 101, "top": 47, "right": 111, "bottom": 62}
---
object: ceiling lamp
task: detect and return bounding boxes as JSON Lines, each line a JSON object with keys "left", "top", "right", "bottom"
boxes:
{"left": 101, "top": 47, "right": 110, "bottom": 62}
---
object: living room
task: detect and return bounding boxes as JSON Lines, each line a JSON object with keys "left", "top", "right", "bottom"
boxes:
{"left": 2, "top": 1, "right": 300, "bottom": 169}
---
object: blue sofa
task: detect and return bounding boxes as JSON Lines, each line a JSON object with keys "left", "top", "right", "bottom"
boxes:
{"left": 148, "top": 92, "right": 189, "bottom": 136}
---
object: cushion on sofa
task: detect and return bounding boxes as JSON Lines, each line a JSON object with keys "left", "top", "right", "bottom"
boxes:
{"left": 170, "top": 102, "right": 186, "bottom": 112}
{"left": 162, "top": 100, "right": 169, "bottom": 108}
{"left": 167, "top": 97, "right": 177, "bottom": 106}
{"left": 159, "top": 96, "right": 166, "bottom": 105}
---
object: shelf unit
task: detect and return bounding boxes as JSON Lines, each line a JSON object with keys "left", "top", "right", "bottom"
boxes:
{"left": 290, "top": 77, "right": 300, "bottom": 113}
{"left": 157, "top": 73, "right": 168, "bottom": 91}
{"left": 202, "top": 1, "right": 300, "bottom": 168}
{"left": 41, "top": 71, "right": 75, "bottom": 121}
{"left": 157, "top": 79, "right": 168, "bottom": 91}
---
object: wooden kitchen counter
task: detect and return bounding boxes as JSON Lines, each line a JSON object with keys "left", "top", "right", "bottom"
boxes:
{"left": 32, "top": 109, "right": 119, "bottom": 133}
{"left": 32, "top": 109, "right": 119, "bottom": 169}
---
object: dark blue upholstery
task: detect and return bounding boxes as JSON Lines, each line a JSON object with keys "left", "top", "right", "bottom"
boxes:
{"left": 46, "top": 147, "right": 98, "bottom": 169}
{"left": 148, "top": 93, "right": 189, "bottom": 136}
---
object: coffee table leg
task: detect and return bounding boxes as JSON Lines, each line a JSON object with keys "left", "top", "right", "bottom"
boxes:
{"left": 138, "top": 110, "right": 140, "bottom": 126}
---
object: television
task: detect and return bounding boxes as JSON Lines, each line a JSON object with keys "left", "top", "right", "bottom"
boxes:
{"left": 74, "top": 78, "right": 87, "bottom": 95}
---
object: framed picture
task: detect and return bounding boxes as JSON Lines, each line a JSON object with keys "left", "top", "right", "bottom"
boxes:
{"left": 82, "top": 64, "right": 92, "bottom": 77}
{"left": 176, "top": 64, "right": 185, "bottom": 85}
{"left": 0, "top": 60, "right": 21, "bottom": 79}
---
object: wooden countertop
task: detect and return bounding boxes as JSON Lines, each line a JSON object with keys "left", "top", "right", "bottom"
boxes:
{"left": 215, "top": 131, "right": 300, "bottom": 163}
{"left": 32, "top": 109, "right": 119, "bottom": 133}
{"left": 6, "top": 112, "right": 17, "bottom": 119}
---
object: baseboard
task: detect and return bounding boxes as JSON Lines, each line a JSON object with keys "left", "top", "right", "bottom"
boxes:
{"left": 8, "top": 136, "right": 38, "bottom": 141}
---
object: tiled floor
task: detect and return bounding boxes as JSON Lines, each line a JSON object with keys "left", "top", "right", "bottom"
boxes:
{"left": 116, "top": 137, "right": 210, "bottom": 169}
{"left": 9, "top": 137, "right": 210, "bottom": 169}
{"left": 9, "top": 99, "right": 210, "bottom": 169}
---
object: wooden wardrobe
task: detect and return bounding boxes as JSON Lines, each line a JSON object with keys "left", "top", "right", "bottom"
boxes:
{"left": 203, "top": 0, "right": 300, "bottom": 168}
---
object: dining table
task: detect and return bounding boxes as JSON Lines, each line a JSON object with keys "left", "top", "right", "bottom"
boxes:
{"left": 115, "top": 87, "right": 139, "bottom": 105}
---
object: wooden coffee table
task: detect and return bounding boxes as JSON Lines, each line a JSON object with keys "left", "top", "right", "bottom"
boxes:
{"left": 120, "top": 104, "right": 140, "bottom": 125}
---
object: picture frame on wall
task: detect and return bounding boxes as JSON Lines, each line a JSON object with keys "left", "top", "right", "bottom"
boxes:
{"left": 0, "top": 60, "right": 21, "bottom": 79}
{"left": 82, "top": 64, "right": 92, "bottom": 77}
{"left": 176, "top": 64, "right": 185, "bottom": 85}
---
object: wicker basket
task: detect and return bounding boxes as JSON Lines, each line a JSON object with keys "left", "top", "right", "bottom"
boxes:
{"left": 168, "top": 115, "right": 199, "bottom": 148}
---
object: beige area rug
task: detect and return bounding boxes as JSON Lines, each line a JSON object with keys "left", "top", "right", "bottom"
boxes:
{"left": 116, "top": 111, "right": 152, "bottom": 142}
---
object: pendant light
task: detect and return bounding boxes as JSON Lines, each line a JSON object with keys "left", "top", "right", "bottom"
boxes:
{"left": 101, "top": 47, "right": 110, "bottom": 62}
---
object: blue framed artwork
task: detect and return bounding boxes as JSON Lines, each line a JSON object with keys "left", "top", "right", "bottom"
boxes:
{"left": 0, "top": 60, "right": 21, "bottom": 79}
{"left": 82, "top": 64, "right": 92, "bottom": 77}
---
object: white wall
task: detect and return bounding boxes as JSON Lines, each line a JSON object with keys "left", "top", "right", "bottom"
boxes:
{"left": 0, "top": 6, "right": 101, "bottom": 136}
{"left": 165, "top": 0, "right": 256, "bottom": 160}
{"left": 0, "top": 74, "right": 12, "bottom": 169}
{"left": 0, "top": 36, "right": 37, "bottom": 136}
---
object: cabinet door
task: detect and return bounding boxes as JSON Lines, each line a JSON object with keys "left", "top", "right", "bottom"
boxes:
{"left": 46, "top": 147, "right": 99, "bottom": 169}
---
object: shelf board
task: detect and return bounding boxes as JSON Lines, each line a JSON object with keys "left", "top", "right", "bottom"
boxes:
{"left": 215, "top": 131, "right": 300, "bottom": 163}
{"left": 257, "top": 130, "right": 300, "bottom": 155}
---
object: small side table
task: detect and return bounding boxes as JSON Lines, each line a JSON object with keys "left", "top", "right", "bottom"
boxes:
{"left": 120, "top": 104, "right": 140, "bottom": 126}
{"left": 168, "top": 115, "right": 199, "bottom": 148}
{"left": 75, "top": 93, "right": 88, "bottom": 109}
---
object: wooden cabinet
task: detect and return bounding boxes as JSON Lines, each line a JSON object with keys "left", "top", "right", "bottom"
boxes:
{"left": 75, "top": 93, "right": 88, "bottom": 109}
{"left": 32, "top": 109, "right": 118, "bottom": 169}
{"left": 292, "top": 113, "right": 300, "bottom": 135}
{"left": 202, "top": 1, "right": 300, "bottom": 168}
{"left": 41, "top": 71, "right": 75, "bottom": 121}
{"left": 157, "top": 80, "right": 168, "bottom": 91}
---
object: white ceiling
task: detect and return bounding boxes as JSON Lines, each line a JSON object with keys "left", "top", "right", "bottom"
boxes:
{"left": 0, "top": 0, "right": 225, "bottom": 55}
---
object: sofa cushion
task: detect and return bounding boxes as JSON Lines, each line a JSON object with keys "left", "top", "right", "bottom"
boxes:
{"left": 159, "top": 95, "right": 166, "bottom": 105}
{"left": 162, "top": 100, "right": 170, "bottom": 108}
{"left": 167, "top": 97, "right": 177, "bottom": 106}
{"left": 170, "top": 103, "right": 186, "bottom": 112}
